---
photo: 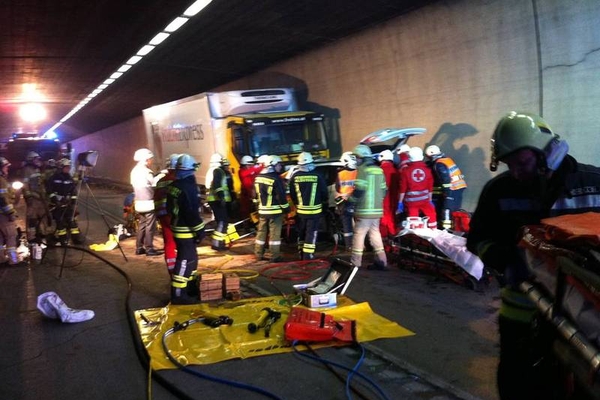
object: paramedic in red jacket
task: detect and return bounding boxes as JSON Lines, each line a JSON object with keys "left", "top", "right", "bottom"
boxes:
{"left": 238, "top": 155, "right": 261, "bottom": 221}
{"left": 398, "top": 147, "right": 437, "bottom": 229}
{"left": 377, "top": 150, "right": 399, "bottom": 238}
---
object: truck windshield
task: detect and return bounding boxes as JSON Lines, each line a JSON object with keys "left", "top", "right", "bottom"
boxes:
{"left": 249, "top": 119, "right": 327, "bottom": 156}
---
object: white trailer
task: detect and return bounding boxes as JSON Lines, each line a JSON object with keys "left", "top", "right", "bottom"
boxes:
{"left": 142, "top": 88, "right": 330, "bottom": 192}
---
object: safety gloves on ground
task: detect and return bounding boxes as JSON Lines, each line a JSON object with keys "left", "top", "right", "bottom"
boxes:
{"left": 37, "top": 292, "right": 95, "bottom": 323}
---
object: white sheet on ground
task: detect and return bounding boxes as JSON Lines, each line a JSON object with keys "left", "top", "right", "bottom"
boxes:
{"left": 398, "top": 228, "right": 484, "bottom": 280}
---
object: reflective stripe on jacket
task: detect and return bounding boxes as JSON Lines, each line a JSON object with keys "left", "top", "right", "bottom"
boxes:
{"left": 254, "top": 172, "right": 289, "bottom": 216}
{"left": 290, "top": 170, "right": 328, "bottom": 216}
{"left": 350, "top": 163, "right": 386, "bottom": 218}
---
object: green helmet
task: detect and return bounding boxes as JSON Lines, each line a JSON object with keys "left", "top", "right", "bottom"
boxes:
{"left": 352, "top": 144, "right": 372, "bottom": 158}
{"left": 491, "top": 111, "right": 557, "bottom": 171}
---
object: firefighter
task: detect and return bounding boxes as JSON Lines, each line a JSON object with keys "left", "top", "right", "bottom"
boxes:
{"left": 334, "top": 151, "right": 358, "bottom": 251}
{"left": 22, "top": 151, "right": 48, "bottom": 243}
{"left": 47, "top": 158, "right": 84, "bottom": 245}
{"left": 398, "top": 147, "right": 437, "bottom": 229}
{"left": 154, "top": 154, "right": 180, "bottom": 275}
{"left": 166, "top": 154, "right": 206, "bottom": 304}
{"left": 289, "top": 152, "right": 328, "bottom": 260}
{"left": 0, "top": 157, "right": 19, "bottom": 265}
{"left": 377, "top": 149, "right": 400, "bottom": 240}
{"left": 425, "top": 145, "right": 467, "bottom": 229}
{"left": 254, "top": 155, "right": 289, "bottom": 262}
{"left": 466, "top": 111, "right": 600, "bottom": 400}
{"left": 347, "top": 145, "right": 387, "bottom": 270}
{"left": 206, "top": 153, "right": 231, "bottom": 251}
{"left": 130, "top": 148, "right": 160, "bottom": 256}
{"left": 238, "top": 155, "right": 261, "bottom": 222}
{"left": 42, "top": 159, "right": 58, "bottom": 191}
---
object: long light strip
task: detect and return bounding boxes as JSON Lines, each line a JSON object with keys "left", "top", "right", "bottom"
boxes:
{"left": 46, "top": 0, "right": 213, "bottom": 135}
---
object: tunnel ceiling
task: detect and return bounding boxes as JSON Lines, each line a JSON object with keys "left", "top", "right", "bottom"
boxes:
{"left": 0, "top": 0, "right": 429, "bottom": 142}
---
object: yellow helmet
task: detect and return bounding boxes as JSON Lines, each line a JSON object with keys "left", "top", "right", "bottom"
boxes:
{"left": 491, "top": 111, "right": 559, "bottom": 171}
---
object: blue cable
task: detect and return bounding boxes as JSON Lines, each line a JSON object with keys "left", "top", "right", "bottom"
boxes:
{"left": 292, "top": 340, "right": 390, "bottom": 400}
{"left": 162, "top": 319, "right": 283, "bottom": 400}
{"left": 345, "top": 343, "right": 366, "bottom": 399}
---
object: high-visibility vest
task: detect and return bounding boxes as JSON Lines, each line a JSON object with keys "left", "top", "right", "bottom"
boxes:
{"left": 254, "top": 173, "right": 289, "bottom": 216}
{"left": 207, "top": 167, "right": 231, "bottom": 202}
{"left": 434, "top": 158, "right": 467, "bottom": 191}
{"left": 336, "top": 169, "right": 357, "bottom": 200}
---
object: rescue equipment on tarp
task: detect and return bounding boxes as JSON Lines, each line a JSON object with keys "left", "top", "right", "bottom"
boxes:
{"left": 284, "top": 307, "right": 356, "bottom": 342}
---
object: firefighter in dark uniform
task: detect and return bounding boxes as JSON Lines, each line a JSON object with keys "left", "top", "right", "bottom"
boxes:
{"left": 206, "top": 153, "right": 231, "bottom": 251}
{"left": 335, "top": 151, "right": 358, "bottom": 251}
{"left": 22, "top": 151, "right": 48, "bottom": 242}
{"left": 289, "top": 152, "right": 328, "bottom": 260}
{"left": 47, "top": 158, "right": 84, "bottom": 245}
{"left": 254, "top": 155, "right": 289, "bottom": 262}
{"left": 154, "top": 153, "right": 179, "bottom": 275}
{"left": 0, "top": 157, "right": 19, "bottom": 265}
{"left": 166, "top": 154, "right": 206, "bottom": 304}
{"left": 467, "top": 111, "right": 600, "bottom": 400}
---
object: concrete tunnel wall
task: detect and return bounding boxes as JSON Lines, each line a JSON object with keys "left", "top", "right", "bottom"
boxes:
{"left": 70, "top": 0, "right": 600, "bottom": 212}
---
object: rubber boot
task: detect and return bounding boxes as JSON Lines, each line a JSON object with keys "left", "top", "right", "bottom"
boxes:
{"left": 36, "top": 292, "right": 95, "bottom": 323}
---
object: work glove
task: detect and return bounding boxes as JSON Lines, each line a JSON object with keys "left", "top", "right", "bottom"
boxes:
{"left": 396, "top": 202, "right": 404, "bottom": 214}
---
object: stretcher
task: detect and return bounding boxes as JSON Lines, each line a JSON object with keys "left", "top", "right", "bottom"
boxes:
{"left": 389, "top": 225, "right": 486, "bottom": 290}
{"left": 519, "top": 212, "right": 600, "bottom": 399}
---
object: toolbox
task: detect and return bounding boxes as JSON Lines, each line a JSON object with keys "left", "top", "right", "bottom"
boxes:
{"left": 293, "top": 258, "right": 358, "bottom": 308}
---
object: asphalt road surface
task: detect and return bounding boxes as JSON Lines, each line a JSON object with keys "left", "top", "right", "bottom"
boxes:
{"left": 2, "top": 182, "right": 501, "bottom": 400}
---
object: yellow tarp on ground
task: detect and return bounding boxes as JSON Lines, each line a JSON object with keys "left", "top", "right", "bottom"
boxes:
{"left": 135, "top": 296, "right": 414, "bottom": 370}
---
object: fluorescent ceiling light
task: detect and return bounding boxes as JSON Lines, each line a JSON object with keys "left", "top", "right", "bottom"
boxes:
{"left": 126, "top": 56, "right": 143, "bottom": 65}
{"left": 103, "top": 78, "right": 116, "bottom": 85}
{"left": 184, "top": 0, "right": 212, "bottom": 17}
{"left": 150, "top": 32, "right": 170, "bottom": 45}
{"left": 164, "top": 17, "right": 189, "bottom": 33}
{"left": 109, "top": 72, "right": 123, "bottom": 80}
{"left": 117, "top": 64, "right": 132, "bottom": 73}
{"left": 137, "top": 45, "right": 155, "bottom": 56}
{"left": 98, "top": 84, "right": 108, "bottom": 89}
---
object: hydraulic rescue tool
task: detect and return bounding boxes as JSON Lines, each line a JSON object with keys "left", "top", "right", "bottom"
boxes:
{"left": 248, "top": 308, "right": 281, "bottom": 337}
{"left": 284, "top": 307, "right": 356, "bottom": 342}
{"left": 201, "top": 313, "right": 234, "bottom": 328}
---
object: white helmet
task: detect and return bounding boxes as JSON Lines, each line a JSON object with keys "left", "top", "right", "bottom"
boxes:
{"left": 397, "top": 144, "right": 411, "bottom": 154}
{"left": 257, "top": 155, "right": 271, "bottom": 166}
{"left": 408, "top": 147, "right": 424, "bottom": 162}
{"left": 166, "top": 153, "right": 180, "bottom": 169}
{"left": 425, "top": 145, "right": 442, "bottom": 158}
{"left": 58, "top": 158, "right": 71, "bottom": 168}
{"left": 209, "top": 153, "right": 224, "bottom": 165}
{"left": 133, "top": 148, "right": 154, "bottom": 162}
{"left": 377, "top": 149, "right": 393, "bottom": 162}
{"left": 340, "top": 151, "right": 357, "bottom": 169}
{"left": 176, "top": 154, "right": 199, "bottom": 170}
{"left": 352, "top": 144, "right": 372, "bottom": 158}
{"left": 297, "top": 152, "right": 314, "bottom": 165}
{"left": 240, "top": 155, "right": 254, "bottom": 165}
{"left": 27, "top": 151, "right": 41, "bottom": 162}
{"left": 270, "top": 155, "right": 282, "bottom": 166}
{"left": 0, "top": 157, "right": 11, "bottom": 168}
